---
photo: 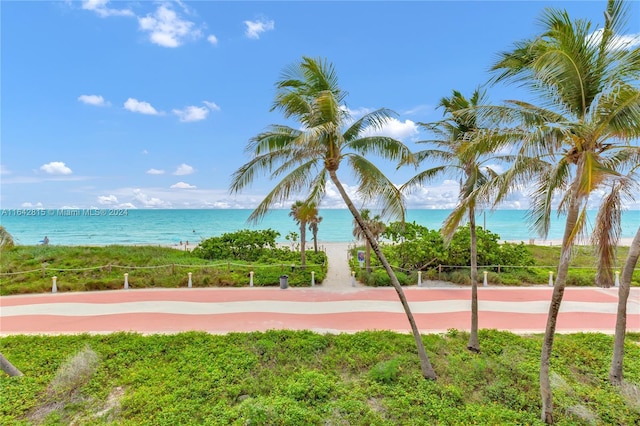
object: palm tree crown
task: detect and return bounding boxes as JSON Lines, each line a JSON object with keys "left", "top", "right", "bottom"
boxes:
{"left": 230, "top": 56, "right": 413, "bottom": 224}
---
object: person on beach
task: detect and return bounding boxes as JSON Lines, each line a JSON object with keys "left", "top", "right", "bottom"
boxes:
{"left": 42, "top": 236, "right": 49, "bottom": 245}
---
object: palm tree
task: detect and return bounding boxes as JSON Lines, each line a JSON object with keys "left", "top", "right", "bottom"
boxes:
{"left": 490, "top": 1, "right": 640, "bottom": 422}
{"left": 610, "top": 226, "right": 640, "bottom": 385}
{"left": 289, "top": 201, "right": 317, "bottom": 267}
{"left": 308, "top": 209, "right": 323, "bottom": 253}
{"left": 352, "top": 209, "right": 386, "bottom": 273}
{"left": 230, "top": 56, "right": 436, "bottom": 380}
{"left": 402, "top": 88, "right": 509, "bottom": 353}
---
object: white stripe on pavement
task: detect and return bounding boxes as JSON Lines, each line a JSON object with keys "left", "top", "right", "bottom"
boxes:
{"left": 0, "top": 299, "right": 625, "bottom": 317}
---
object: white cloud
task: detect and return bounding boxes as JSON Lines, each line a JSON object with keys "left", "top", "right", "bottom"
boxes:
{"left": 81, "top": 0, "right": 134, "bottom": 17}
{"left": 173, "top": 163, "right": 195, "bottom": 175}
{"left": 173, "top": 105, "right": 209, "bottom": 122}
{"left": 207, "top": 35, "right": 218, "bottom": 46}
{"left": 124, "top": 98, "right": 161, "bottom": 115}
{"left": 132, "top": 188, "right": 171, "bottom": 208}
{"left": 343, "top": 108, "right": 419, "bottom": 141}
{"left": 244, "top": 18, "right": 274, "bottom": 39}
{"left": 170, "top": 181, "right": 197, "bottom": 189}
{"left": 203, "top": 101, "right": 220, "bottom": 111}
{"left": 0, "top": 165, "right": 10, "bottom": 175}
{"left": 97, "top": 194, "right": 118, "bottom": 205}
{"left": 138, "top": 4, "right": 201, "bottom": 48}
{"left": 21, "top": 202, "right": 43, "bottom": 208}
{"left": 40, "top": 161, "right": 72, "bottom": 175}
{"left": 78, "top": 94, "right": 110, "bottom": 107}
{"left": 364, "top": 118, "right": 420, "bottom": 141}
{"left": 146, "top": 168, "right": 165, "bottom": 175}
{"left": 380, "top": 118, "right": 420, "bottom": 140}
{"left": 402, "top": 179, "right": 460, "bottom": 209}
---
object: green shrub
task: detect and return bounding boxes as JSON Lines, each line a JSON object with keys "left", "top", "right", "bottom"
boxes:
{"left": 193, "top": 229, "right": 280, "bottom": 261}
{"left": 369, "top": 359, "right": 401, "bottom": 384}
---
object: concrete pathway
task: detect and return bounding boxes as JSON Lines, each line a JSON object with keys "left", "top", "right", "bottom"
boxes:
{"left": 1, "top": 242, "right": 638, "bottom": 335}
{"left": 319, "top": 242, "right": 358, "bottom": 288}
{"left": 1, "top": 287, "right": 638, "bottom": 335}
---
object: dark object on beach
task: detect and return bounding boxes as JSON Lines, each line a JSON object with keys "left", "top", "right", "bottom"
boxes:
{"left": 42, "top": 236, "right": 49, "bottom": 245}
{"left": 279, "top": 275, "right": 288, "bottom": 289}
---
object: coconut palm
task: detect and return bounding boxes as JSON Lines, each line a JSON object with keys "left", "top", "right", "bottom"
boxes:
{"left": 308, "top": 209, "right": 323, "bottom": 253}
{"left": 490, "top": 1, "right": 640, "bottom": 422}
{"left": 590, "top": 164, "right": 640, "bottom": 385}
{"left": 289, "top": 200, "right": 317, "bottom": 267}
{"left": 402, "top": 88, "right": 510, "bottom": 353}
{"left": 230, "top": 56, "right": 436, "bottom": 380}
{"left": 352, "top": 209, "right": 386, "bottom": 273}
{"left": 609, "top": 225, "right": 640, "bottom": 385}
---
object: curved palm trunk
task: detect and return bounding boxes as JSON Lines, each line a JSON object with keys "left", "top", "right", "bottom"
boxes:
{"left": 0, "top": 353, "right": 23, "bottom": 377}
{"left": 609, "top": 226, "right": 640, "bottom": 385}
{"left": 300, "top": 221, "right": 307, "bottom": 268}
{"left": 329, "top": 171, "right": 436, "bottom": 380}
{"left": 540, "top": 184, "right": 583, "bottom": 424}
{"left": 468, "top": 206, "right": 480, "bottom": 352}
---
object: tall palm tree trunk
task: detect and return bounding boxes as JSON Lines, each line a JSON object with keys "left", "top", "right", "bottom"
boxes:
{"left": 609, "top": 226, "right": 640, "bottom": 385}
{"left": 312, "top": 227, "right": 319, "bottom": 253}
{"left": 540, "top": 184, "right": 583, "bottom": 424}
{"left": 468, "top": 206, "right": 480, "bottom": 352}
{"left": 300, "top": 221, "right": 307, "bottom": 268}
{"left": 365, "top": 240, "right": 372, "bottom": 273}
{"left": 329, "top": 171, "right": 437, "bottom": 380}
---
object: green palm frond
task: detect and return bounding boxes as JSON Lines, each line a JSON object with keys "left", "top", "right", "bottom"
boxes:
{"left": 247, "top": 158, "right": 320, "bottom": 224}
{"left": 347, "top": 153, "right": 405, "bottom": 222}
{"left": 442, "top": 203, "right": 469, "bottom": 243}
{"left": 592, "top": 84, "right": 640, "bottom": 138}
{"left": 577, "top": 151, "right": 620, "bottom": 197}
{"left": 347, "top": 136, "right": 415, "bottom": 166}
{"left": 526, "top": 158, "right": 572, "bottom": 238}
{"left": 400, "top": 166, "right": 449, "bottom": 195}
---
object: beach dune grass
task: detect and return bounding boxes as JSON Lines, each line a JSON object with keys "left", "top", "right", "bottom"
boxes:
{"left": 1, "top": 330, "right": 639, "bottom": 424}
{"left": 350, "top": 243, "right": 639, "bottom": 287}
{"left": 0, "top": 245, "right": 326, "bottom": 295}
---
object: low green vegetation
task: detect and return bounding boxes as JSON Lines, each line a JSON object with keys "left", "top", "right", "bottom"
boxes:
{"left": 0, "top": 229, "right": 326, "bottom": 296}
{"left": 351, "top": 222, "right": 638, "bottom": 287}
{"left": 1, "top": 330, "right": 638, "bottom": 425}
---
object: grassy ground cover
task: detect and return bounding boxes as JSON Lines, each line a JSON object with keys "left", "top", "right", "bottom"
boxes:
{"left": 1, "top": 330, "right": 639, "bottom": 425}
{"left": 0, "top": 245, "right": 326, "bottom": 295}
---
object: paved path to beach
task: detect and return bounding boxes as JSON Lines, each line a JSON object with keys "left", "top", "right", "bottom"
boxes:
{"left": 1, "top": 242, "right": 638, "bottom": 335}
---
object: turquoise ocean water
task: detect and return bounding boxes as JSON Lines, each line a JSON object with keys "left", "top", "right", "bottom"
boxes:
{"left": 0, "top": 209, "right": 638, "bottom": 246}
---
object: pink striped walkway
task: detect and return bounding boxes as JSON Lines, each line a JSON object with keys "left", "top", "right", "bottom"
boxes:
{"left": 1, "top": 287, "right": 638, "bottom": 335}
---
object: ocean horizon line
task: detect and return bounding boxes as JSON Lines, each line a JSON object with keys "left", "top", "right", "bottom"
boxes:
{"left": 1, "top": 208, "right": 637, "bottom": 247}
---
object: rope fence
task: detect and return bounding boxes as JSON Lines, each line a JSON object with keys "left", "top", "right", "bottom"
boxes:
{"left": 0, "top": 261, "right": 327, "bottom": 277}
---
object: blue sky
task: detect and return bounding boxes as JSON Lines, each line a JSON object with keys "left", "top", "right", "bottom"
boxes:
{"left": 1, "top": 0, "right": 639, "bottom": 210}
